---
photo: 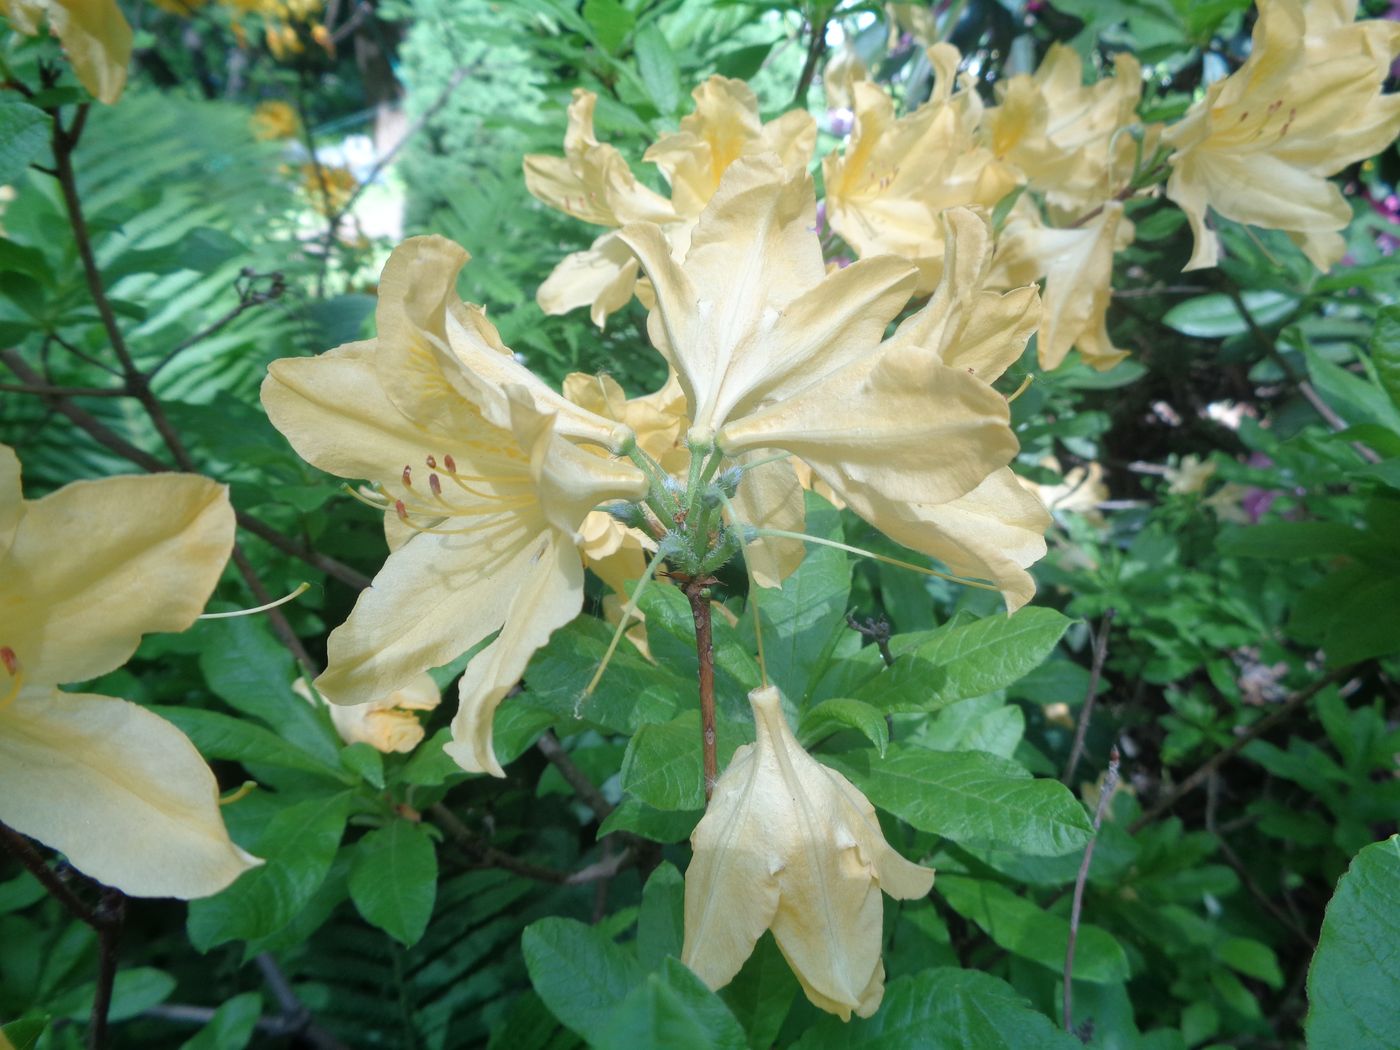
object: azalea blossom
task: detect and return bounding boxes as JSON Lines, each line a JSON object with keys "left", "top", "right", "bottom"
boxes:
{"left": 1163, "top": 0, "right": 1400, "bottom": 271}
{"left": 984, "top": 46, "right": 1145, "bottom": 216}
{"left": 619, "top": 156, "right": 1050, "bottom": 609}
{"left": 524, "top": 78, "right": 815, "bottom": 326}
{"left": 261, "top": 236, "right": 647, "bottom": 776}
{"left": 683, "top": 686, "right": 935, "bottom": 1019}
{"left": 1, "top": 0, "right": 132, "bottom": 104}
{"left": 295, "top": 673, "right": 440, "bottom": 753}
{"left": 822, "top": 44, "right": 1018, "bottom": 293}
{"left": 0, "top": 445, "right": 259, "bottom": 898}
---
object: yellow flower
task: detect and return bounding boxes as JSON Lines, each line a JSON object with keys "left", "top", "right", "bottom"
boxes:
{"left": 984, "top": 46, "right": 1144, "bottom": 216}
{"left": 299, "top": 162, "right": 357, "bottom": 215}
{"left": 620, "top": 159, "right": 1049, "bottom": 609}
{"left": 822, "top": 44, "right": 1019, "bottom": 293}
{"left": 990, "top": 197, "right": 1132, "bottom": 371}
{"left": 1163, "top": 0, "right": 1400, "bottom": 271}
{"left": 295, "top": 673, "right": 440, "bottom": 753}
{"left": 1025, "top": 457, "right": 1109, "bottom": 525}
{"left": 0, "top": 445, "right": 260, "bottom": 898}
{"left": 1, "top": 0, "right": 131, "bottom": 104}
{"left": 251, "top": 99, "right": 299, "bottom": 140}
{"left": 683, "top": 686, "right": 934, "bottom": 1019}
{"left": 261, "top": 237, "right": 647, "bottom": 777}
{"left": 1165, "top": 453, "right": 1217, "bottom": 495}
{"left": 525, "top": 79, "right": 815, "bottom": 327}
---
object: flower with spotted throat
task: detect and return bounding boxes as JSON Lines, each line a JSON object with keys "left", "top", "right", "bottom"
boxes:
{"left": 261, "top": 236, "right": 647, "bottom": 777}
{"left": 0, "top": 445, "right": 260, "bottom": 899}
{"left": 683, "top": 686, "right": 934, "bottom": 1019}
{"left": 1163, "top": 0, "right": 1400, "bottom": 271}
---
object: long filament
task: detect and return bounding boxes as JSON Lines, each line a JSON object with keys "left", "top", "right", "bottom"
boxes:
{"left": 200, "top": 582, "right": 312, "bottom": 619}
{"left": 753, "top": 527, "right": 1002, "bottom": 593}
{"left": 580, "top": 545, "right": 670, "bottom": 701}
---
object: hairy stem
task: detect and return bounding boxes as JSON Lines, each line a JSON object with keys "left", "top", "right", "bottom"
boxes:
{"left": 684, "top": 578, "right": 720, "bottom": 801}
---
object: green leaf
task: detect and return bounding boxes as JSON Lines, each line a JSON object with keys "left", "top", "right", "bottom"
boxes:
{"left": 583, "top": 0, "right": 635, "bottom": 51}
{"left": 798, "top": 698, "right": 889, "bottom": 756}
{"left": 1373, "top": 303, "right": 1400, "bottom": 409}
{"left": 1218, "top": 522, "right": 1370, "bottom": 560}
{"left": 792, "top": 966, "right": 1083, "bottom": 1049}
{"left": 105, "top": 227, "right": 245, "bottom": 281}
{"left": 750, "top": 492, "right": 852, "bottom": 705}
{"left": 187, "top": 792, "right": 352, "bottom": 952}
{"left": 1304, "top": 344, "right": 1400, "bottom": 434}
{"left": 622, "top": 709, "right": 753, "bottom": 811}
{"left": 634, "top": 24, "right": 680, "bottom": 115}
{"left": 0, "top": 100, "right": 48, "bottom": 186}
{"left": 52, "top": 967, "right": 175, "bottom": 1023}
{"left": 935, "top": 875, "right": 1130, "bottom": 984}
{"left": 719, "top": 933, "right": 798, "bottom": 1050}
{"left": 825, "top": 746, "right": 1093, "bottom": 856}
{"left": 348, "top": 820, "right": 438, "bottom": 947}
{"left": 178, "top": 992, "right": 263, "bottom": 1050}
{"left": 148, "top": 706, "right": 345, "bottom": 781}
{"left": 714, "top": 41, "right": 777, "bottom": 80}
{"left": 339, "top": 742, "right": 386, "bottom": 789}
{"left": 523, "top": 917, "right": 646, "bottom": 1042}
{"left": 638, "top": 583, "right": 760, "bottom": 721}
{"left": 1163, "top": 290, "right": 1296, "bottom": 338}
{"left": 1306, "top": 835, "right": 1400, "bottom": 1049}
{"left": 907, "top": 608, "right": 1073, "bottom": 708}
{"left": 598, "top": 797, "right": 702, "bottom": 843}
{"left": 598, "top": 958, "right": 748, "bottom": 1049}
{"left": 638, "top": 862, "right": 685, "bottom": 969}
{"left": 1217, "top": 937, "right": 1283, "bottom": 990}
{"left": 1319, "top": 575, "right": 1400, "bottom": 665}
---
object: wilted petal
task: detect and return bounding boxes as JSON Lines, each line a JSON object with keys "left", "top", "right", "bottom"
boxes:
{"left": 0, "top": 473, "right": 233, "bottom": 688}
{"left": 49, "top": 0, "right": 132, "bottom": 104}
{"left": 0, "top": 689, "right": 260, "bottom": 898}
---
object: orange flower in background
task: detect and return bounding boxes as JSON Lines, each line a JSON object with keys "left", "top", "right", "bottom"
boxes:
{"left": 251, "top": 99, "right": 299, "bottom": 140}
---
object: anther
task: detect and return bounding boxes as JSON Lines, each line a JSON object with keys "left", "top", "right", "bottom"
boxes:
{"left": 402, "top": 465, "right": 413, "bottom": 488}
{"left": 429, "top": 473, "right": 443, "bottom": 497}
{"left": 426, "top": 455, "right": 437, "bottom": 469}
{"left": 395, "top": 499, "right": 409, "bottom": 521}
{"left": 443, "top": 453, "right": 457, "bottom": 473}
{"left": 0, "top": 646, "right": 22, "bottom": 711}
{"left": 0, "top": 647, "right": 17, "bottom": 676}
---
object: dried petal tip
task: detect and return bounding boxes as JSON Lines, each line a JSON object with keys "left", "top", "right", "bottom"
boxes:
{"left": 682, "top": 685, "right": 934, "bottom": 1022}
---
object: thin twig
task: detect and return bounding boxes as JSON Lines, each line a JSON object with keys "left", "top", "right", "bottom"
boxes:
{"left": 536, "top": 731, "right": 615, "bottom": 821}
{"left": 0, "top": 823, "right": 125, "bottom": 1049}
{"left": 254, "top": 953, "right": 350, "bottom": 1050}
{"left": 683, "top": 578, "right": 720, "bottom": 801}
{"left": 148, "top": 269, "right": 286, "bottom": 380}
{"left": 1064, "top": 746, "right": 1120, "bottom": 1036}
{"left": 429, "top": 803, "right": 633, "bottom": 885}
{"left": 1064, "top": 609, "right": 1116, "bottom": 785}
{"left": 1129, "top": 666, "right": 1359, "bottom": 833}
{"left": 791, "top": 8, "right": 831, "bottom": 108}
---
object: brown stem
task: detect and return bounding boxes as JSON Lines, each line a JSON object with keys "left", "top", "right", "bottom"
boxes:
{"left": 536, "top": 731, "right": 615, "bottom": 822}
{"left": 1063, "top": 609, "right": 1115, "bottom": 785}
{"left": 88, "top": 890, "right": 125, "bottom": 1050}
{"left": 1064, "top": 747, "right": 1120, "bottom": 1034}
{"left": 2, "top": 350, "right": 370, "bottom": 592}
{"left": 684, "top": 578, "right": 719, "bottom": 801}
{"left": 429, "top": 803, "right": 633, "bottom": 885}
{"left": 791, "top": 7, "right": 831, "bottom": 108}
{"left": 0, "top": 823, "right": 125, "bottom": 1049}
{"left": 1129, "top": 665, "right": 1360, "bottom": 833}
{"left": 254, "top": 953, "right": 350, "bottom": 1050}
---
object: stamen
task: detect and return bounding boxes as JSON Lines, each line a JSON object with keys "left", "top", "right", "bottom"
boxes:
{"left": 402, "top": 465, "right": 413, "bottom": 488}
{"left": 754, "top": 527, "right": 1003, "bottom": 593}
{"left": 443, "top": 453, "right": 456, "bottom": 473}
{"left": 429, "top": 473, "right": 443, "bottom": 497}
{"left": 1005, "top": 373, "right": 1034, "bottom": 404}
{"left": 344, "top": 484, "right": 392, "bottom": 511}
{"left": 716, "top": 492, "right": 768, "bottom": 687}
{"left": 580, "top": 546, "right": 669, "bottom": 702}
{"left": 426, "top": 455, "right": 437, "bottom": 469}
{"left": 219, "top": 781, "right": 258, "bottom": 806}
{"left": 199, "top": 582, "right": 313, "bottom": 619}
{"left": 396, "top": 499, "right": 409, "bottom": 522}
{"left": 0, "top": 647, "right": 23, "bottom": 712}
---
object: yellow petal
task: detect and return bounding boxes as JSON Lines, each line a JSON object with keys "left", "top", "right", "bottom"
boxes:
{"left": 731, "top": 454, "right": 806, "bottom": 589}
{"left": 48, "top": 0, "right": 131, "bottom": 104}
{"left": 0, "top": 444, "right": 23, "bottom": 558}
{"left": 1, "top": 0, "right": 45, "bottom": 34}
{"left": 0, "top": 474, "right": 233, "bottom": 688}
{"left": 444, "top": 532, "right": 583, "bottom": 777}
{"left": 316, "top": 508, "right": 550, "bottom": 709}
{"left": 0, "top": 689, "right": 260, "bottom": 898}
{"left": 535, "top": 232, "right": 641, "bottom": 328}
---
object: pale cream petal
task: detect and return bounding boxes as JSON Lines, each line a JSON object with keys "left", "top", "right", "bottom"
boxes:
{"left": 682, "top": 743, "right": 783, "bottom": 989}
{"left": 261, "top": 340, "right": 471, "bottom": 486}
{"left": 315, "top": 510, "right": 549, "bottom": 708}
{"left": 1166, "top": 162, "right": 1220, "bottom": 271}
{"left": 731, "top": 455, "right": 806, "bottom": 589}
{"left": 1, "top": 0, "right": 45, "bottom": 35}
{"left": 720, "top": 354, "right": 1016, "bottom": 510}
{"left": 535, "top": 232, "right": 639, "bottom": 323}
{"left": 865, "top": 467, "right": 1050, "bottom": 612}
{"left": 49, "top": 0, "right": 132, "bottom": 104}
{"left": 0, "top": 444, "right": 22, "bottom": 559}
{"left": 0, "top": 689, "right": 260, "bottom": 899}
{"left": 0, "top": 474, "right": 233, "bottom": 688}
{"left": 444, "top": 532, "right": 584, "bottom": 776}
